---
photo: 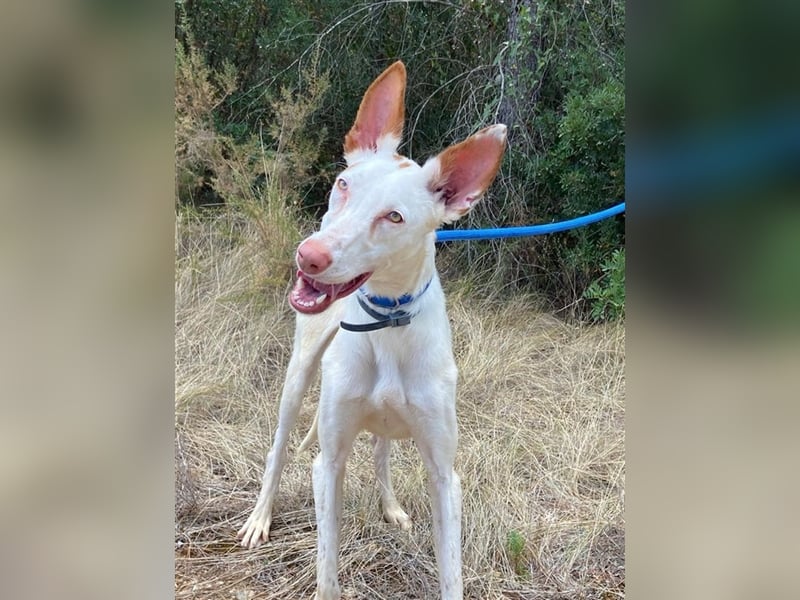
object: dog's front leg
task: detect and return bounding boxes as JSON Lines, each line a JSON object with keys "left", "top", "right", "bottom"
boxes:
{"left": 238, "top": 313, "right": 338, "bottom": 548}
{"left": 413, "top": 400, "right": 463, "bottom": 600}
{"left": 428, "top": 465, "right": 462, "bottom": 600}
{"left": 313, "top": 398, "right": 360, "bottom": 600}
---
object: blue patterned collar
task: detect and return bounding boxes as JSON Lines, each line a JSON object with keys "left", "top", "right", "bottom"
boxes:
{"left": 339, "top": 279, "right": 432, "bottom": 333}
{"left": 358, "top": 278, "right": 432, "bottom": 309}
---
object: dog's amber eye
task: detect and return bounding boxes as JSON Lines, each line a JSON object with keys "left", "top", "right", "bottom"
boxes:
{"left": 336, "top": 178, "right": 348, "bottom": 191}
{"left": 386, "top": 210, "right": 404, "bottom": 223}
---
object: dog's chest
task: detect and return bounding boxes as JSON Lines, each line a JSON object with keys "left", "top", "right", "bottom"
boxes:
{"left": 360, "top": 349, "right": 414, "bottom": 438}
{"left": 325, "top": 314, "right": 455, "bottom": 439}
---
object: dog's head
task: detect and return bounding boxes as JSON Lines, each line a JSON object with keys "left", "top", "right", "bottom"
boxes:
{"left": 290, "top": 61, "right": 507, "bottom": 314}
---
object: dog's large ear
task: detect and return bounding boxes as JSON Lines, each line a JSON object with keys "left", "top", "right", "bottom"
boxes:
{"left": 344, "top": 61, "right": 406, "bottom": 162}
{"left": 423, "top": 124, "right": 507, "bottom": 223}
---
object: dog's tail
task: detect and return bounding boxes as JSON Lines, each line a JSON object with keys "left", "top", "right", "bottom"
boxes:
{"left": 297, "top": 409, "right": 319, "bottom": 453}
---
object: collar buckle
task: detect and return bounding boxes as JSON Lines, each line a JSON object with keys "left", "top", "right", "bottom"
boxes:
{"left": 388, "top": 314, "right": 412, "bottom": 327}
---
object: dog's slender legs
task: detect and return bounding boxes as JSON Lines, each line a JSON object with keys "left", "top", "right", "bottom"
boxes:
{"left": 313, "top": 403, "right": 360, "bottom": 600}
{"left": 412, "top": 403, "right": 463, "bottom": 600}
{"left": 427, "top": 467, "right": 462, "bottom": 600}
{"left": 372, "top": 435, "right": 412, "bottom": 530}
{"left": 238, "top": 314, "right": 338, "bottom": 548}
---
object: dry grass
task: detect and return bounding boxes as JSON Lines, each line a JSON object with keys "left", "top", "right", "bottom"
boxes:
{"left": 175, "top": 213, "right": 625, "bottom": 600}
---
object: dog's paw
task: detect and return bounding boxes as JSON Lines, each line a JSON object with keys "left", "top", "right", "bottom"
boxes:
{"left": 236, "top": 513, "right": 271, "bottom": 549}
{"left": 382, "top": 503, "right": 412, "bottom": 531}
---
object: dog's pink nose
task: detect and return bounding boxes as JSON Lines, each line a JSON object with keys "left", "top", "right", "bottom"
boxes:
{"left": 296, "top": 239, "right": 332, "bottom": 275}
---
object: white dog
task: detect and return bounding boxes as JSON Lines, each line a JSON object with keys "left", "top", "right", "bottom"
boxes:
{"left": 238, "top": 61, "right": 506, "bottom": 600}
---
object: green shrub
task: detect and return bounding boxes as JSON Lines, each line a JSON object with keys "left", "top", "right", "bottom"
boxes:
{"left": 584, "top": 248, "right": 625, "bottom": 322}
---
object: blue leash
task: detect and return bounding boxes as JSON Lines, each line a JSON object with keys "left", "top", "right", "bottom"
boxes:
{"left": 435, "top": 202, "right": 625, "bottom": 242}
{"left": 339, "top": 204, "right": 625, "bottom": 331}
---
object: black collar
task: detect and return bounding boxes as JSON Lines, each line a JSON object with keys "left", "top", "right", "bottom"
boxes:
{"left": 339, "top": 295, "right": 413, "bottom": 332}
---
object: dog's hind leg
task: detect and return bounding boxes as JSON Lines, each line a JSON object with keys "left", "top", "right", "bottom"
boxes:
{"left": 299, "top": 419, "right": 411, "bottom": 531}
{"left": 238, "top": 311, "right": 339, "bottom": 548}
{"left": 372, "top": 435, "right": 412, "bottom": 530}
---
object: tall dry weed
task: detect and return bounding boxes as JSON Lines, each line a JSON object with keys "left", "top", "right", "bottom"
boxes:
{"left": 175, "top": 19, "right": 329, "bottom": 213}
{"left": 175, "top": 24, "right": 239, "bottom": 206}
{"left": 174, "top": 23, "right": 331, "bottom": 365}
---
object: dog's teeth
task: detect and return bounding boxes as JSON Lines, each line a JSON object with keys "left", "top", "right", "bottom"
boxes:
{"left": 314, "top": 293, "right": 327, "bottom": 305}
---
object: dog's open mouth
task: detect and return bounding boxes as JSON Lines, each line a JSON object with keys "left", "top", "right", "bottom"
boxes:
{"left": 288, "top": 270, "right": 372, "bottom": 314}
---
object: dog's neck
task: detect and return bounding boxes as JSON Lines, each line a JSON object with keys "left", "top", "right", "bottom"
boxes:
{"left": 360, "top": 233, "right": 437, "bottom": 304}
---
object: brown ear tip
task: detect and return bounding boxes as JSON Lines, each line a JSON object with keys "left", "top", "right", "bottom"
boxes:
{"left": 387, "top": 61, "right": 406, "bottom": 79}
{"left": 488, "top": 124, "right": 508, "bottom": 139}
